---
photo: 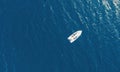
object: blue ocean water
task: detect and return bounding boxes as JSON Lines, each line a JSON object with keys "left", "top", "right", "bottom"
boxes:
{"left": 0, "top": 0, "right": 120, "bottom": 72}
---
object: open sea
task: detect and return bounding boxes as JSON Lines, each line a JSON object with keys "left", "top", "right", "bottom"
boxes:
{"left": 0, "top": 0, "right": 120, "bottom": 72}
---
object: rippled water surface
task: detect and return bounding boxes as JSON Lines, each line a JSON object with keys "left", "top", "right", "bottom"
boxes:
{"left": 0, "top": 0, "right": 120, "bottom": 72}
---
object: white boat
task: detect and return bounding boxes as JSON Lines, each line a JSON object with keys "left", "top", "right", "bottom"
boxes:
{"left": 67, "top": 30, "right": 82, "bottom": 43}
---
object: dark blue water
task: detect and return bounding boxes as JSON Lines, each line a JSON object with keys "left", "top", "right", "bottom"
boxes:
{"left": 0, "top": 0, "right": 120, "bottom": 72}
